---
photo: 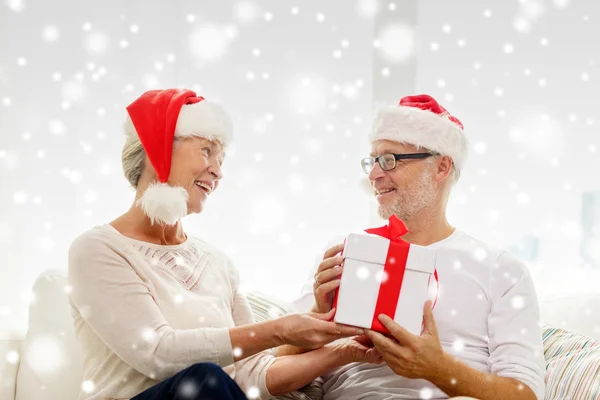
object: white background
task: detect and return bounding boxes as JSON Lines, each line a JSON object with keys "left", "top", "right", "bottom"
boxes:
{"left": 1, "top": 0, "right": 599, "bottom": 336}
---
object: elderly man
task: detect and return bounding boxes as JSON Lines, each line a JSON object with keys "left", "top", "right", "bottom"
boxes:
{"left": 285, "top": 94, "right": 546, "bottom": 400}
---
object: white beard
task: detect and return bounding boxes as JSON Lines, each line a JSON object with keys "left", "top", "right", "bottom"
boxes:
{"left": 377, "top": 167, "right": 437, "bottom": 222}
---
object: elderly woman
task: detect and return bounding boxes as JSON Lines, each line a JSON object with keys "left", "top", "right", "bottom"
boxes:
{"left": 67, "top": 88, "right": 381, "bottom": 400}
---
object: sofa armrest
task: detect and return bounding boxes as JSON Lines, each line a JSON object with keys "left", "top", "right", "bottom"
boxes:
{"left": 0, "top": 339, "right": 22, "bottom": 400}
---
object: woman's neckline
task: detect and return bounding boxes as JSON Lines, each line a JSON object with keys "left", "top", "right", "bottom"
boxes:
{"left": 102, "top": 223, "right": 193, "bottom": 249}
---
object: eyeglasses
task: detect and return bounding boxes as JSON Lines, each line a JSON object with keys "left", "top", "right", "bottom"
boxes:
{"left": 361, "top": 153, "right": 435, "bottom": 174}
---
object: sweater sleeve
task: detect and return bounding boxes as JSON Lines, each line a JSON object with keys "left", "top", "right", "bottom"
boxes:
{"left": 223, "top": 262, "right": 277, "bottom": 400}
{"left": 487, "top": 251, "right": 546, "bottom": 400}
{"left": 68, "top": 233, "right": 234, "bottom": 381}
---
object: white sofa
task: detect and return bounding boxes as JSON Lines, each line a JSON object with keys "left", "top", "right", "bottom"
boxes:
{"left": 1, "top": 269, "right": 599, "bottom": 400}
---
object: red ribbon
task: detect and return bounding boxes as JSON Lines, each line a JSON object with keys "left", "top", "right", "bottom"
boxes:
{"left": 365, "top": 215, "right": 411, "bottom": 333}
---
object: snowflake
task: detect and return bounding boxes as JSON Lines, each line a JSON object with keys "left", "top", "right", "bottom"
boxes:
{"left": 177, "top": 379, "right": 199, "bottom": 397}
{"left": 59, "top": 81, "right": 86, "bottom": 103}
{"left": 142, "top": 328, "right": 157, "bottom": 342}
{"left": 233, "top": 347, "right": 243, "bottom": 357}
{"left": 356, "top": 0, "right": 379, "bottom": 18}
{"left": 233, "top": 1, "right": 259, "bottom": 24}
{"left": 473, "top": 141, "right": 487, "bottom": 155}
{"left": 452, "top": 339, "right": 465, "bottom": 352}
{"left": 288, "top": 177, "right": 304, "bottom": 194}
{"left": 84, "top": 31, "right": 109, "bottom": 55}
{"left": 38, "top": 237, "right": 55, "bottom": 252}
{"left": 26, "top": 335, "right": 65, "bottom": 375}
{"left": 5, "top": 0, "right": 25, "bottom": 12}
{"left": 356, "top": 266, "right": 370, "bottom": 280}
{"left": 553, "top": 0, "right": 570, "bottom": 8}
{"left": 278, "top": 233, "right": 292, "bottom": 245}
{"left": 473, "top": 248, "right": 487, "bottom": 261}
{"left": 42, "top": 25, "right": 59, "bottom": 42}
{"left": 81, "top": 380, "right": 95, "bottom": 393}
{"left": 247, "top": 386, "right": 260, "bottom": 399}
{"left": 188, "top": 24, "right": 233, "bottom": 64}
{"left": 419, "top": 387, "right": 433, "bottom": 399}
{"left": 519, "top": 0, "right": 545, "bottom": 20}
{"left": 6, "top": 350, "right": 19, "bottom": 364}
{"left": 517, "top": 193, "right": 530, "bottom": 204}
{"left": 511, "top": 296, "right": 525, "bottom": 310}
{"left": 49, "top": 119, "right": 66, "bottom": 135}
{"left": 375, "top": 270, "right": 388, "bottom": 283}
{"left": 13, "top": 191, "right": 27, "bottom": 204}
{"left": 376, "top": 24, "right": 414, "bottom": 64}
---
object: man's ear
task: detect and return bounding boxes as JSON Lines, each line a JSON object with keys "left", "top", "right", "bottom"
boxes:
{"left": 435, "top": 155, "right": 453, "bottom": 183}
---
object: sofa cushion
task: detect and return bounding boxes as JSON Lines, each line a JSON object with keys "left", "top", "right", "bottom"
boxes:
{"left": 15, "top": 269, "right": 82, "bottom": 400}
{"left": 542, "top": 325, "right": 600, "bottom": 399}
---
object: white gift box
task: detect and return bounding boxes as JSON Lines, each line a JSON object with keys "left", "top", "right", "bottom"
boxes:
{"left": 333, "top": 232, "right": 438, "bottom": 335}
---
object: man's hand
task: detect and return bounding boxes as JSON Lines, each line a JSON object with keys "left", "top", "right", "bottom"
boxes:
{"left": 365, "top": 300, "right": 446, "bottom": 380}
{"left": 312, "top": 243, "right": 345, "bottom": 314}
{"left": 329, "top": 335, "right": 384, "bottom": 365}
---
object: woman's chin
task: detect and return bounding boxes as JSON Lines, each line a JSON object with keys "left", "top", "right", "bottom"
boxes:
{"left": 187, "top": 201, "right": 206, "bottom": 215}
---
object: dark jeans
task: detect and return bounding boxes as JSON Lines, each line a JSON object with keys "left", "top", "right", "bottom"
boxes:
{"left": 132, "top": 362, "right": 248, "bottom": 400}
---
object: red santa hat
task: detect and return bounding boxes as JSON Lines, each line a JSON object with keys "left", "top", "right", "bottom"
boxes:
{"left": 369, "top": 94, "right": 468, "bottom": 170}
{"left": 124, "top": 88, "right": 233, "bottom": 226}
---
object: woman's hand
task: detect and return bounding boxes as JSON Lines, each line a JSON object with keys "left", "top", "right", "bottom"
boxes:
{"left": 312, "top": 243, "right": 345, "bottom": 314}
{"left": 329, "top": 335, "right": 383, "bottom": 365}
{"left": 277, "top": 309, "right": 365, "bottom": 350}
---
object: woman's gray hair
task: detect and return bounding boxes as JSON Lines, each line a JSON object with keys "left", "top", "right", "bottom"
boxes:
{"left": 121, "top": 133, "right": 146, "bottom": 189}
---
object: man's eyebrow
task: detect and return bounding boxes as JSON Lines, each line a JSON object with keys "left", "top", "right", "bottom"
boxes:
{"left": 370, "top": 149, "right": 395, "bottom": 157}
